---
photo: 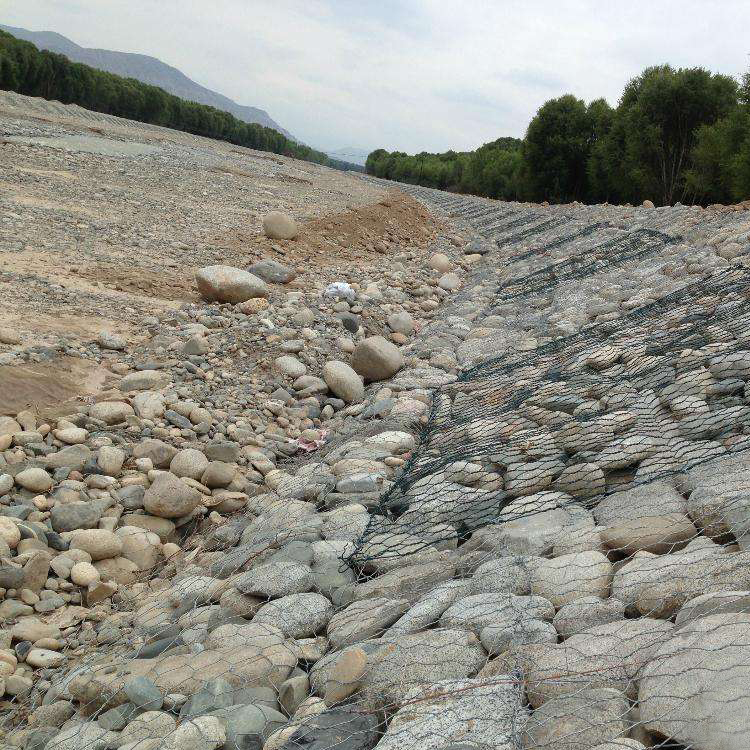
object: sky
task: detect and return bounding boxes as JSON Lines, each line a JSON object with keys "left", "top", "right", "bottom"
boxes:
{"left": 3, "top": 0, "right": 750, "bottom": 153}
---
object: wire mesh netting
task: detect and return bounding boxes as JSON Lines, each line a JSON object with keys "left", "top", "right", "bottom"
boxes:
{"left": 4, "top": 181, "right": 750, "bottom": 750}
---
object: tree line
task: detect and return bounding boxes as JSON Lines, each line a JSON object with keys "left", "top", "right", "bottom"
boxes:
{"left": 367, "top": 65, "right": 750, "bottom": 206}
{"left": 0, "top": 30, "right": 332, "bottom": 166}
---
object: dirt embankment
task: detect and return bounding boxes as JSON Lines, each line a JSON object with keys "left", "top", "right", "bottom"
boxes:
{"left": 0, "top": 93, "right": 445, "bottom": 420}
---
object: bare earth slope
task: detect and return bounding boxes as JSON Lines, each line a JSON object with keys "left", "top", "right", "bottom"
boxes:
{"left": 0, "top": 90, "right": 443, "bottom": 415}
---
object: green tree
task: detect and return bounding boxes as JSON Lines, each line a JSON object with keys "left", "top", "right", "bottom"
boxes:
{"left": 686, "top": 108, "right": 749, "bottom": 204}
{"left": 460, "top": 138, "right": 522, "bottom": 199}
{"left": 740, "top": 71, "right": 750, "bottom": 106}
{"left": 365, "top": 63, "right": 749, "bottom": 206}
{"left": 521, "top": 94, "right": 593, "bottom": 203}
{"left": 585, "top": 98, "right": 617, "bottom": 202}
{"left": 685, "top": 65, "right": 750, "bottom": 205}
{"left": 613, "top": 65, "right": 738, "bottom": 205}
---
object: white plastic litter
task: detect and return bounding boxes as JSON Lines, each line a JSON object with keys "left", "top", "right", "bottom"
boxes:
{"left": 323, "top": 281, "right": 356, "bottom": 301}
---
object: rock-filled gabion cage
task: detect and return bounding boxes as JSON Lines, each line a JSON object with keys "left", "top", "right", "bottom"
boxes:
{"left": 7, "top": 179, "right": 750, "bottom": 750}
{"left": 350, "top": 265, "right": 750, "bottom": 565}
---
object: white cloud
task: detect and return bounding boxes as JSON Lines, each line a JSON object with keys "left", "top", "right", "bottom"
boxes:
{"left": 4, "top": 0, "right": 749, "bottom": 152}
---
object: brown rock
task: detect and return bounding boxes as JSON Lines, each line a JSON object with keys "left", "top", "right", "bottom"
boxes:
{"left": 22, "top": 552, "right": 51, "bottom": 594}
{"left": 196, "top": 266, "right": 268, "bottom": 303}
{"left": 601, "top": 513, "right": 697, "bottom": 555}
{"left": 133, "top": 439, "right": 178, "bottom": 469}
{"left": 121, "top": 514, "right": 176, "bottom": 542}
{"left": 351, "top": 336, "right": 404, "bottom": 382}
{"left": 323, "top": 646, "right": 367, "bottom": 705}
{"left": 143, "top": 473, "right": 202, "bottom": 518}
{"left": 70, "top": 529, "right": 123, "bottom": 561}
{"left": 262, "top": 212, "right": 298, "bottom": 240}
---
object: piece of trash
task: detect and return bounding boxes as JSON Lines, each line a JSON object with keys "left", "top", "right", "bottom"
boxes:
{"left": 291, "top": 429, "right": 329, "bottom": 452}
{"left": 323, "top": 281, "right": 356, "bottom": 302}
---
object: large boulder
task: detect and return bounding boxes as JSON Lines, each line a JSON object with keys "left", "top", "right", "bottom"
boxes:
{"left": 322, "top": 361, "right": 364, "bottom": 403}
{"left": 234, "top": 561, "right": 313, "bottom": 599}
{"left": 69, "top": 529, "right": 123, "bottom": 561}
{"left": 274, "top": 355, "right": 307, "bottom": 378}
{"left": 206, "top": 703, "right": 287, "bottom": 750}
{"left": 262, "top": 211, "right": 298, "bottom": 240}
{"left": 277, "top": 709, "right": 377, "bottom": 750}
{"left": 352, "top": 558, "right": 455, "bottom": 604}
{"left": 428, "top": 253, "right": 452, "bottom": 272}
{"left": 169, "top": 449, "right": 209, "bottom": 481}
{"left": 252, "top": 593, "right": 333, "bottom": 638}
{"left": 466, "top": 496, "right": 586, "bottom": 557}
{"left": 517, "top": 617, "right": 674, "bottom": 707}
{"left": 376, "top": 676, "right": 527, "bottom": 750}
{"left": 23, "top": 552, "right": 51, "bottom": 594}
{"left": 553, "top": 596, "right": 625, "bottom": 639}
{"left": 15, "top": 468, "right": 53, "bottom": 493}
{"left": 0, "top": 417, "right": 21, "bottom": 437}
{"left": 600, "top": 513, "right": 697, "bottom": 555}
{"left": 132, "top": 391, "right": 166, "bottom": 420}
{"left": 162, "top": 716, "right": 225, "bottom": 750}
{"left": 481, "top": 618, "right": 557, "bottom": 656}
{"left": 121, "top": 514, "right": 175, "bottom": 542}
{"left": 327, "top": 598, "right": 409, "bottom": 649}
{"left": 117, "top": 526, "right": 161, "bottom": 570}
{"left": 440, "top": 592, "right": 554, "bottom": 635}
{"left": 119, "top": 711, "right": 176, "bottom": 745}
{"left": 359, "top": 629, "right": 487, "bottom": 710}
{"left": 89, "top": 401, "right": 135, "bottom": 425}
{"left": 196, "top": 266, "right": 268, "bottom": 304}
{"left": 675, "top": 590, "right": 750, "bottom": 627}
{"left": 0, "top": 517, "right": 20, "bottom": 548}
{"left": 387, "top": 580, "right": 471, "bottom": 636}
{"left": 639, "top": 613, "right": 750, "bottom": 750}
{"left": 247, "top": 258, "right": 296, "bottom": 284}
{"left": 687, "top": 458, "right": 750, "bottom": 546}
{"left": 523, "top": 688, "right": 630, "bottom": 749}
{"left": 45, "top": 444, "right": 91, "bottom": 472}
{"left": 530, "top": 551, "right": 612, "bottom": 608}
{"left": 365, "top": 431, "right": 416, "bottom": 454}
{"left": 133, "top": 439, "right": 178, "bottom": 469}
{"left": 351, "top": 336, "right": 404, "bottom": 381}
{"left": 71, "top": 624, "right": 296, "bottom": 705}
{"left": 201, "top": 461, "right": 236, "bottom": 489}
{"left": 594, "top": 481, "right": 687, "bottom": 526}
{"left": 611, "top": 542, "right": 750, "bottom": 619}
{"left": 387, "top": 311, "right": 414, "bottom": 336}
{"left": 504, "top": 460, "right": 566, "bottom": 497}
{"left": 94, "top": 556, "right": 139, "bottom": 584}
{"left": 438, "top": 272, "right": 461, "bottom": 291}
{"left": 46, "top": 724, "right": 111, "bottom": 750}
{"left": 471, "top": 556, "right": 535, "bottom": 596}
{"left": 143, "top": 472, "right": 202, "bottom": 518}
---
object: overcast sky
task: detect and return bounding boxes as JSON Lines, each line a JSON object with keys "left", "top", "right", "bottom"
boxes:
{"left": 3, "top": 0, "right": 750, "bottom": 153}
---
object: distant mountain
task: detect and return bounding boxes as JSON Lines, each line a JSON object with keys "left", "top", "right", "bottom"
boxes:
{"left": 0, "top": 24, "right": 295, "bottom": 140}
{"left": 325, "top": 147, "right": 370, "bottom": 167}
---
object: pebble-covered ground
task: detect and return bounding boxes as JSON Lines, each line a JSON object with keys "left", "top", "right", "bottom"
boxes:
{"left": 2, "top": 91, "right": 750, "bottom": 750}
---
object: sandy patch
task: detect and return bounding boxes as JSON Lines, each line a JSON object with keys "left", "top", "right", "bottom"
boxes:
{"left": 0, "top": 356, "right": 113, "bottom": 419}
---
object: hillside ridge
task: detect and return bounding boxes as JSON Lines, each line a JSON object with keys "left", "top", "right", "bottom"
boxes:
{"left": 0, "top": 23, "right": 295, "bottom": 140}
